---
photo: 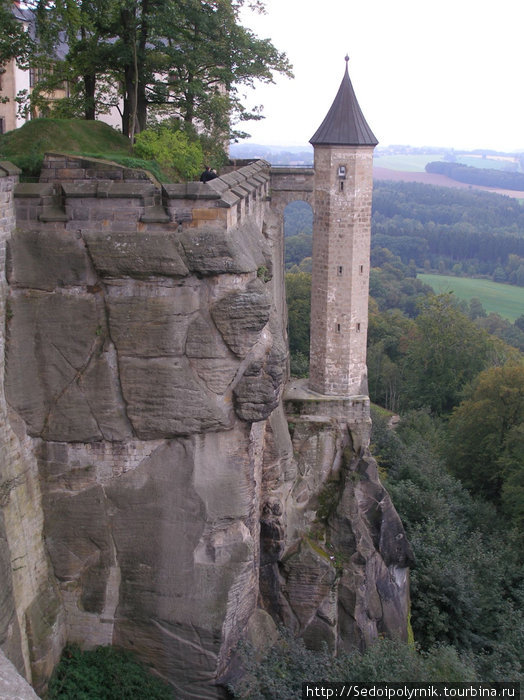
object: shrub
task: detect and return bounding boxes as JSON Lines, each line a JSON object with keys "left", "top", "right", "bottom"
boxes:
{"left": 133, "top": 126, "right": 203, "bottom": 181}
{"left": 47, "top": 644, "right": 173, "bottom": 699}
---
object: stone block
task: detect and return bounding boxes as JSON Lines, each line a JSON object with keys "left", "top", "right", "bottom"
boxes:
{"left": 234, "top": 341, "right": 286, "bottom": 422}
{"left": 186, "top": 315, "right": 229, "bottom": 359}
{"left": 107, "top": 291, "right": 196, "bottom": 357}
{"left": 7, "top": 229, "right": 95, "bottom": 290}
{"left": 118, "top": 356, "right": 233, "bottom": 438}
{"left": 180, "top": 220, "right": 269, "bottom": 276}
{"left": 211, "top": 279, "right": 271, "bottom": 357}
{"left": 83, "top": 230, "right": 189, "bottom": 278}
{"left": 5, "top": 291, "right": 130, "bottom": 441}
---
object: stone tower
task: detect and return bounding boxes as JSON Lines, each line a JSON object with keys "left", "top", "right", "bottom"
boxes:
{"left": 309, "top": 57, "right": 378, "bottom": 396}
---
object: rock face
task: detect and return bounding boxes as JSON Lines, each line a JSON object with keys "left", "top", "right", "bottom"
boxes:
{"left": 1, "top": 157, "right": 412, "bottom": 697}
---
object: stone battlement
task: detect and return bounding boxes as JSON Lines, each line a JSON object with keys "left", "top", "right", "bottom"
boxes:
{"left": 14, "top": 154, "right": 271, "bottom": 231}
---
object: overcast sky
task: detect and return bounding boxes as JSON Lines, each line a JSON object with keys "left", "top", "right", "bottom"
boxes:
{"left": 238, "top": 0, "right": 524, "bottom": 152}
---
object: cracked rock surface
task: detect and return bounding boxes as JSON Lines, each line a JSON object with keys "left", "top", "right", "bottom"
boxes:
{"left": 5, "top": 212, "right": 286, "bottom": 698}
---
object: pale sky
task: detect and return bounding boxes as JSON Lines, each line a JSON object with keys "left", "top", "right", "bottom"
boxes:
{"left": 238, "top": 0, "right": 524, "bottom": 152}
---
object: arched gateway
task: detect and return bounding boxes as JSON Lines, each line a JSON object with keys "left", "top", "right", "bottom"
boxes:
{"left": 270, "top": 56, "right": 377, "bottom": 398}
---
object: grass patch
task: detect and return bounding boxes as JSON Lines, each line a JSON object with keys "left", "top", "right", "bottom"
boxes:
{"left": 418, "top": 273, "right": 524, "bottom": 322}
{"left": 0, "top": 118, "right": 171, "bottom": 181}
{"left": 0, "top": 118, "right": 131, "bottom": 159}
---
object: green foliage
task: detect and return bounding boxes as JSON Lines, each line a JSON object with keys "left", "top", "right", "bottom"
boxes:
{"left": 47, "top": 644, "right": 173, "bottom": 699}
{"left": 371, "top": 408, "right": 524, "bottom": 678}
{"left": 285, "top": 271, "right": 311, "bottom": 376}
{"left": 403, "top": 294, "right": 494, "bottom": 413}
{"left": 133, "top": 125, "right": 203, "bottom": 181}
{"left": 285, "top": 232, "right": 312, "bottom": 269}
{"left": 447, "top": 363, "right": 524, "bottom": 512}
{"left": 419, "top": 273, "right": 524, "bottom": 322}
{"left": 33, "top": 0, "right": 292, "bottom": 137}
{"left": 256, "top": 265, "right": 271, "bottom": 282}
{"left": 370, "top": 248, "right": 432, "bottom": 316}
{"left": 0, "top": 118, "right": 131, "bottom": 178}
{"left": 426, "top": 160, "right": 524, "bottom": 192}
{"left": 372, "top": 181, "right": 524, "bottom": 284}
{"left": 283, "top": 200, "right": 313, "bottom": 238}
{"left": 0, "top": 0, "right": 36, "bottom": 69}
{"left": 232, "top": 633, "right": 477, "bottom": 698}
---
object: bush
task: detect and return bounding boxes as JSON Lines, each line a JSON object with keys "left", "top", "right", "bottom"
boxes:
{"left": 134, "top": 126, "right": 203, "bottom": 181}
{"left": 47, "top": 645, "right": 173, "bottom": 699}
{"left": 231, "top": 633, "right": 477, "bottom": 699}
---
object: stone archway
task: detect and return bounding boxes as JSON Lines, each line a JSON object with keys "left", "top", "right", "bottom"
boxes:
{"left": 269, "top": 167, "right": 315, "bottom": 220}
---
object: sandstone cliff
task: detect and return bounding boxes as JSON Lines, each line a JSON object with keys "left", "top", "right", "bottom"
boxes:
{"left": 0, "top": 156, "right": 412, "bottom": 697}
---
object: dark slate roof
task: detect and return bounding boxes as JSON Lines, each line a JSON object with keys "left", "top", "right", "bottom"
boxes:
{"left": 310, "top": 57, "right": 378, "bottom": 147}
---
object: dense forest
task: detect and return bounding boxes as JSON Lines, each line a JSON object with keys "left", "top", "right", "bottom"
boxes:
{"left": 281, "top": 254, "right": 524, "bottom": 693}
{"left": 426, "top": 160, "right": 524, "bottom": 191}
{"left": 285, "top": 182, "right": 524, "bottom": 284}
{"left": 280, "top": 176, "right": 524, "bottom": 692}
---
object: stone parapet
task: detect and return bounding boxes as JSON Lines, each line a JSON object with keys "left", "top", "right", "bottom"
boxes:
{"left": 14, "top": 156, "right": 271, "bottom": 233}
{"left": 283, "top": 378, "right": 371, "bottom": 445}
{"left": 39, "top": 153, "right": 152, "bottom": 184}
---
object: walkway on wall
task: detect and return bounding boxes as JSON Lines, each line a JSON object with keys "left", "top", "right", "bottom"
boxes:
{"left": 269, "top": 166, "right": 315, "bottom": 215}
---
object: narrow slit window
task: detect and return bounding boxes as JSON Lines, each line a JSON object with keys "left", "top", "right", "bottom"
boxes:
{"left": 338, "top": 265, "right": 343, "bottom": 275}
{"left": 337, "top": 323, "right": 341, "bottom": 333}
{"left": 340, "top": 181, "right": 344, "bottom": 191}
{"left": 359, "top": 265, "right": 364, "bottom": 274}
{"left": 356, "top": 323, "right": 361, "bottom": 332}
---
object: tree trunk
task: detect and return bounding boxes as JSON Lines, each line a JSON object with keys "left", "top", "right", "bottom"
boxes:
{"left": 84, "top": 73, "right": 96, "bottom": 120}
{"left": 122, "top": 64, "right": 135, "bottom": 137}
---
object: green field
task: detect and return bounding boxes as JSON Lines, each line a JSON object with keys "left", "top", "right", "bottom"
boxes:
{"left": 373, "top": 154, "right": 443, "bottom": 172}
{"left": 418, "top": 274, "right": 524, "bottom": 322}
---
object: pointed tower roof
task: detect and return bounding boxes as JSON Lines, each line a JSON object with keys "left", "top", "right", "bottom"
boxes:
{"left": 310, "top": 56, "right": 378, "bottom": 147}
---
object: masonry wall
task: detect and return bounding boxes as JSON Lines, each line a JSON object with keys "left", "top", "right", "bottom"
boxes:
{"left": 309, "top": 145, "right": 374, "bottom": 396}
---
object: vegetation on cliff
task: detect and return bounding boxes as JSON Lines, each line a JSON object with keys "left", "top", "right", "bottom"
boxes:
{"left": 0, "top": 117, "right": 220, "bottom": 181}
{"left": 284, "top": 221, "right": 524, "bottom": 684}
{"left": 47, "top": 645, "right": 173, "bottom": 699}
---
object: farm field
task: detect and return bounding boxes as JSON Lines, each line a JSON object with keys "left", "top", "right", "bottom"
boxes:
{"left": 418, "top": 273, "right": 524, "bottom": 322}
{"left": 373, "top": 154, "right": 444, "bottom": 172}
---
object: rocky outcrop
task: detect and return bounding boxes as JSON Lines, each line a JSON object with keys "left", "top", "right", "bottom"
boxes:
{"left": 5, "top": 158, "right": 289, "bottom": 698}
{"left": 0, "top": 163, "right": 65, "bottom": 696}
{"left": 1, "top": 156, "right": 412, "bottom": 697}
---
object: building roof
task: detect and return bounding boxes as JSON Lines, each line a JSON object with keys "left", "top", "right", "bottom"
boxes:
{"left": 310, "top": 57, "right": 378, "bottom": 147}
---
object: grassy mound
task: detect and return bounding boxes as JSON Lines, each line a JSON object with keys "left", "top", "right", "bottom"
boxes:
{"left": 0, "top": 118, "right": 130, "bottom": 158}
{"left": 0, "top": 118, "right": 170, "bottom": 180}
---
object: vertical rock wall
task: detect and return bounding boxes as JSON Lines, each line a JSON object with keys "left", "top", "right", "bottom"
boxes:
{"left": 6, "top": 159, "right": 289, "bottom": 698}
{"left": 0, "top": 162, "right": 65, "bottom": 696}
{"left": 1, "top": 156, "right": 411, "bottom": 697}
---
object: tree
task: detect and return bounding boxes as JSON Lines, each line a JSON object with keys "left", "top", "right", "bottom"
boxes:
{"left": 34, "top": 0, "right": 292, "bottom": 138}
{"left": 32, "top": 0, "right": 119, "bottom": 121}
{"left": 285, "top": 271, "right": 311, "bottom": 376}
{"left": 447, "top": 364, "right": 524, "bottom": 507}
{"left": 0, "top": 0, "right": 36, "bottom": 70}
{"left": 404, "top": 294, "right": 494, "bottom": 414}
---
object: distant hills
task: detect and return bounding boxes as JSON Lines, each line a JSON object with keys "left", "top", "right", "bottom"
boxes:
{"left": 230, "top": 143, "right": 524, "bottom": 198}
